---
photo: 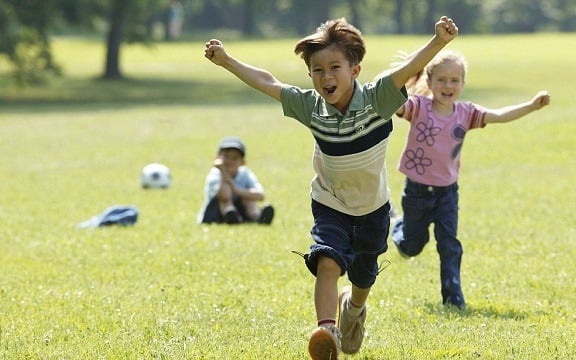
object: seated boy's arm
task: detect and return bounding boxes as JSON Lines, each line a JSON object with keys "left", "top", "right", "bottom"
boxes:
{"left": 205, "top": 39, "right": 284, "bottom": 101}
{"left": 390, "top": 16, "right": 458, "bottom": 89}
{"left": 237, "top": 173, "right": 265, "bottom": 202}
{"left": 231, "top": 185, "right": 265, "bottom": 202}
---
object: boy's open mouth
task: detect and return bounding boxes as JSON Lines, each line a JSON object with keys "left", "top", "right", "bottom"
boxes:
{"left": 324, "top": 86, "right": 337, "bottom": 95}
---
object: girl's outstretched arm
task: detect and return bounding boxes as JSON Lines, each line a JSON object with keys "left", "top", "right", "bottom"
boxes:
{"left": 484, "top": 90, "right": 551, "bottom": 124}
{"left": 204, "top": 39, "right": 284, "bottom": 101}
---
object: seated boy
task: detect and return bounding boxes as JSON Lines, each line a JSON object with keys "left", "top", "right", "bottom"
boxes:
{"left": 197, "top": 136, "right": 274, "bottom": 225}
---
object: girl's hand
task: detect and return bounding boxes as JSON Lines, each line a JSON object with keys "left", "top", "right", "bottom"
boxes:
{"left": 435, "top": 16, "right": 458, "bottom": 43}
{"left": 531, "top": 90, "right": 551, "bottom": 110}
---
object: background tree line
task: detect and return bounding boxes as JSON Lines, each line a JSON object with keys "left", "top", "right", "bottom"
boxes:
{"left": 1, "top": 0, "right": 574, "bottom": 84}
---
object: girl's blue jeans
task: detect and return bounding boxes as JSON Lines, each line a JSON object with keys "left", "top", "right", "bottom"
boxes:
{"left": 396, "top": 178, "right": 465, "bottom": 308}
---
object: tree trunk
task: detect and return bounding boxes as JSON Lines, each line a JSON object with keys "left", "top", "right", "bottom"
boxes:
{"left": 558, "top": 0, "right": 575, "bottom": 31}
{"left": 347, "top": 0, "right": 362, "bottom": 30}
{"left": 395, "top": 0, "right": 404, "bottom": 34}
{"left": 311, "top": 0, "right": 331, "bottom": 27}
{"left": 425, "top": 0, "right": 437, "bottom": 33}
{"left": 291, "top": 0, "right": 310, "bottom": 35}
{"left": 242, "top": 0, "right": 256, "bottom": 36}
{"left": 103, "top": 0, "right": 126, "bottom": 80}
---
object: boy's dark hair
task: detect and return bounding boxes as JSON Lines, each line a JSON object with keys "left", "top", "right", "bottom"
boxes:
{"left": 294, "top": 18, "right": 366, "bottom": 69}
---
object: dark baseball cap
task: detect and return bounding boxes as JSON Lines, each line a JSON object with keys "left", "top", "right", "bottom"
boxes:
{"left": 218, "top": 136, "right": 246, "bottom": 156}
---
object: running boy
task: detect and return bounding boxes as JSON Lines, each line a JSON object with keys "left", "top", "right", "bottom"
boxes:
{"left": 205, "top": 16, "right": 458, "bottom": 359}
{"left": 391, "top": 50, "right": 551, "bottom": 308}
{"left": 197, "top": 136, "right": 274, "bottom": 225}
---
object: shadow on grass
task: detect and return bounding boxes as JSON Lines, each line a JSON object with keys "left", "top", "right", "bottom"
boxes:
{"left": 423, "top": 302, "right": 530, "bottom": 320}
{"left": 1, "top": 76, "right": 519, "bottom": 113}
{"left": 0, "top": 76, "right": 277, "bottom": 112}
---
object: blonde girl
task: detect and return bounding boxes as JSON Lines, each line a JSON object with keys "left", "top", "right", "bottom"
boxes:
{"left": 392, "top": 50, "right": 550, "bottom": 308}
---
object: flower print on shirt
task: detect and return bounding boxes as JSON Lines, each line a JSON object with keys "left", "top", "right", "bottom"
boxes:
{"left": 404, "top": 147, "right": 432, "bottom": 175}
{"left": 404, "top": 117, "right": 440, "bottom": 176}
{"left": 416, "top": 118, "right": 441, "bottom": 146}
{"left": 398, "top": 96, "right": 488, "bottom": 185}
{"left": 451, "top": 125, "right": 466, "bottom": 159}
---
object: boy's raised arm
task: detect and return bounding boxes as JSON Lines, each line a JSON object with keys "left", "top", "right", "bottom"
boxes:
{"left": 390, "top": 16, "right": 458, "bottom": 89}
{"left": 204, "top": 39, "right": 284, "bottom": 101}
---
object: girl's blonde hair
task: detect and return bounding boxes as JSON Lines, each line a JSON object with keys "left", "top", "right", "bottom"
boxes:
{"left": 390, "top": 50, "right": 467, "bottom": 97}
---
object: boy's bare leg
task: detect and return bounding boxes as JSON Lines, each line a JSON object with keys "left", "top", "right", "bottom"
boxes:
{"left": 242, "top": 200, "right": 261, "bottom": 222}
{"left": 309, "top": 256, "right": 342, "bottom": 359}
{"left": 350, "top": 284, "right": 370, "bottom": 307}
{"left": 315, "top": 256, "right": 340, "bottom": 321}
{"left": 338, "top": 283, "right": 370, "bottom": 354}
{"left": 217, "top": 182, "right": 235, "bottom": 214}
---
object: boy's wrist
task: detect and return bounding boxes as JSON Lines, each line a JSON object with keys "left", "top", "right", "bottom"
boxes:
{"left": 221, "top": 56, "right": 238, "bottom": 71}
{"left": 430, "top": 34, "right": 450, "bottom": 47}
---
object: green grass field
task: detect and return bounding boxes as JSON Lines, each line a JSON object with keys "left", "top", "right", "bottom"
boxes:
{"left": 1, "top": 33, "right": 575, "bottom": 359}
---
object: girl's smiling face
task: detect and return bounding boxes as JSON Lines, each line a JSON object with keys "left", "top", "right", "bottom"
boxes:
{"left": 308, "top": 45, "right": 360, "bottom": 114}
{"left": 427, "top": 61, "right": 465, "bottom": 112}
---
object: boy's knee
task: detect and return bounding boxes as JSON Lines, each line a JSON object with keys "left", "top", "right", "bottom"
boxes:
{"left": 216, "top": 182, "right": 234, "bottom": 201}
{"left": 300, "top": 246, "right": 347, "bottom": 277}
{"left": 214, "top": 192, "right": 231, "bottom": 211}
{"left": 316, "top": 256, "right": 342, "bottom": 276}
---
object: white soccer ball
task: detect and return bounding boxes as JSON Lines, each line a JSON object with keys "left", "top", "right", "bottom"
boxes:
{"left": 140, "top": 163, "right": 171, "bottom": 189}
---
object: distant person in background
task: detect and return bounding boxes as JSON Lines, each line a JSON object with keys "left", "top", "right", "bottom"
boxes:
{"left": 198, "top": 136, "right": 274, "bottom": 225}
{"left": 391, "top": 49, "right": 551, "bottom": 309}
{"left": 165, "top": 0, "right": 183, "bottom": 41}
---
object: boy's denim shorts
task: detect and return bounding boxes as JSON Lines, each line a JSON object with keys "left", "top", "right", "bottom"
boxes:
{"left": 304, "top": 200, "right": 391, "bottom": 288}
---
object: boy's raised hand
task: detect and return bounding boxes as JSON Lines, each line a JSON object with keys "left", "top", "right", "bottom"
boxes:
{"left": 435, "top": 16, "right": 458, "bottom": 43}
{"left": 213, "top": 157, "right": 234, "bottom": 184}
{"left": 204, "top": 39, "right": 227, "bottom": 66}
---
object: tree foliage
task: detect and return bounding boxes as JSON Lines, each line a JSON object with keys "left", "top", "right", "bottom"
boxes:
{"left": 1, "top": 0, "right": 574, "bottom": 85}
{"left": 0, "top": 0, "right": 62, "bottom": 85}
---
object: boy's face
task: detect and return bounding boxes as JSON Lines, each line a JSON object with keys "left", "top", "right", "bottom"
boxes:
{"left": 308, "top": 46, "right": 360, "bottom": 113}
{"left": 216, "top": 148, "right": 244, "bottom": 176}
{"left": 426, "top": 62, "right": 465, "bottom": 108}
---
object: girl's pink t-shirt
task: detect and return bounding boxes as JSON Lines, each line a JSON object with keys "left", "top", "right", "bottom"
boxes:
{"left": 398, "top": 95, "right": 487, "bottom": 186}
